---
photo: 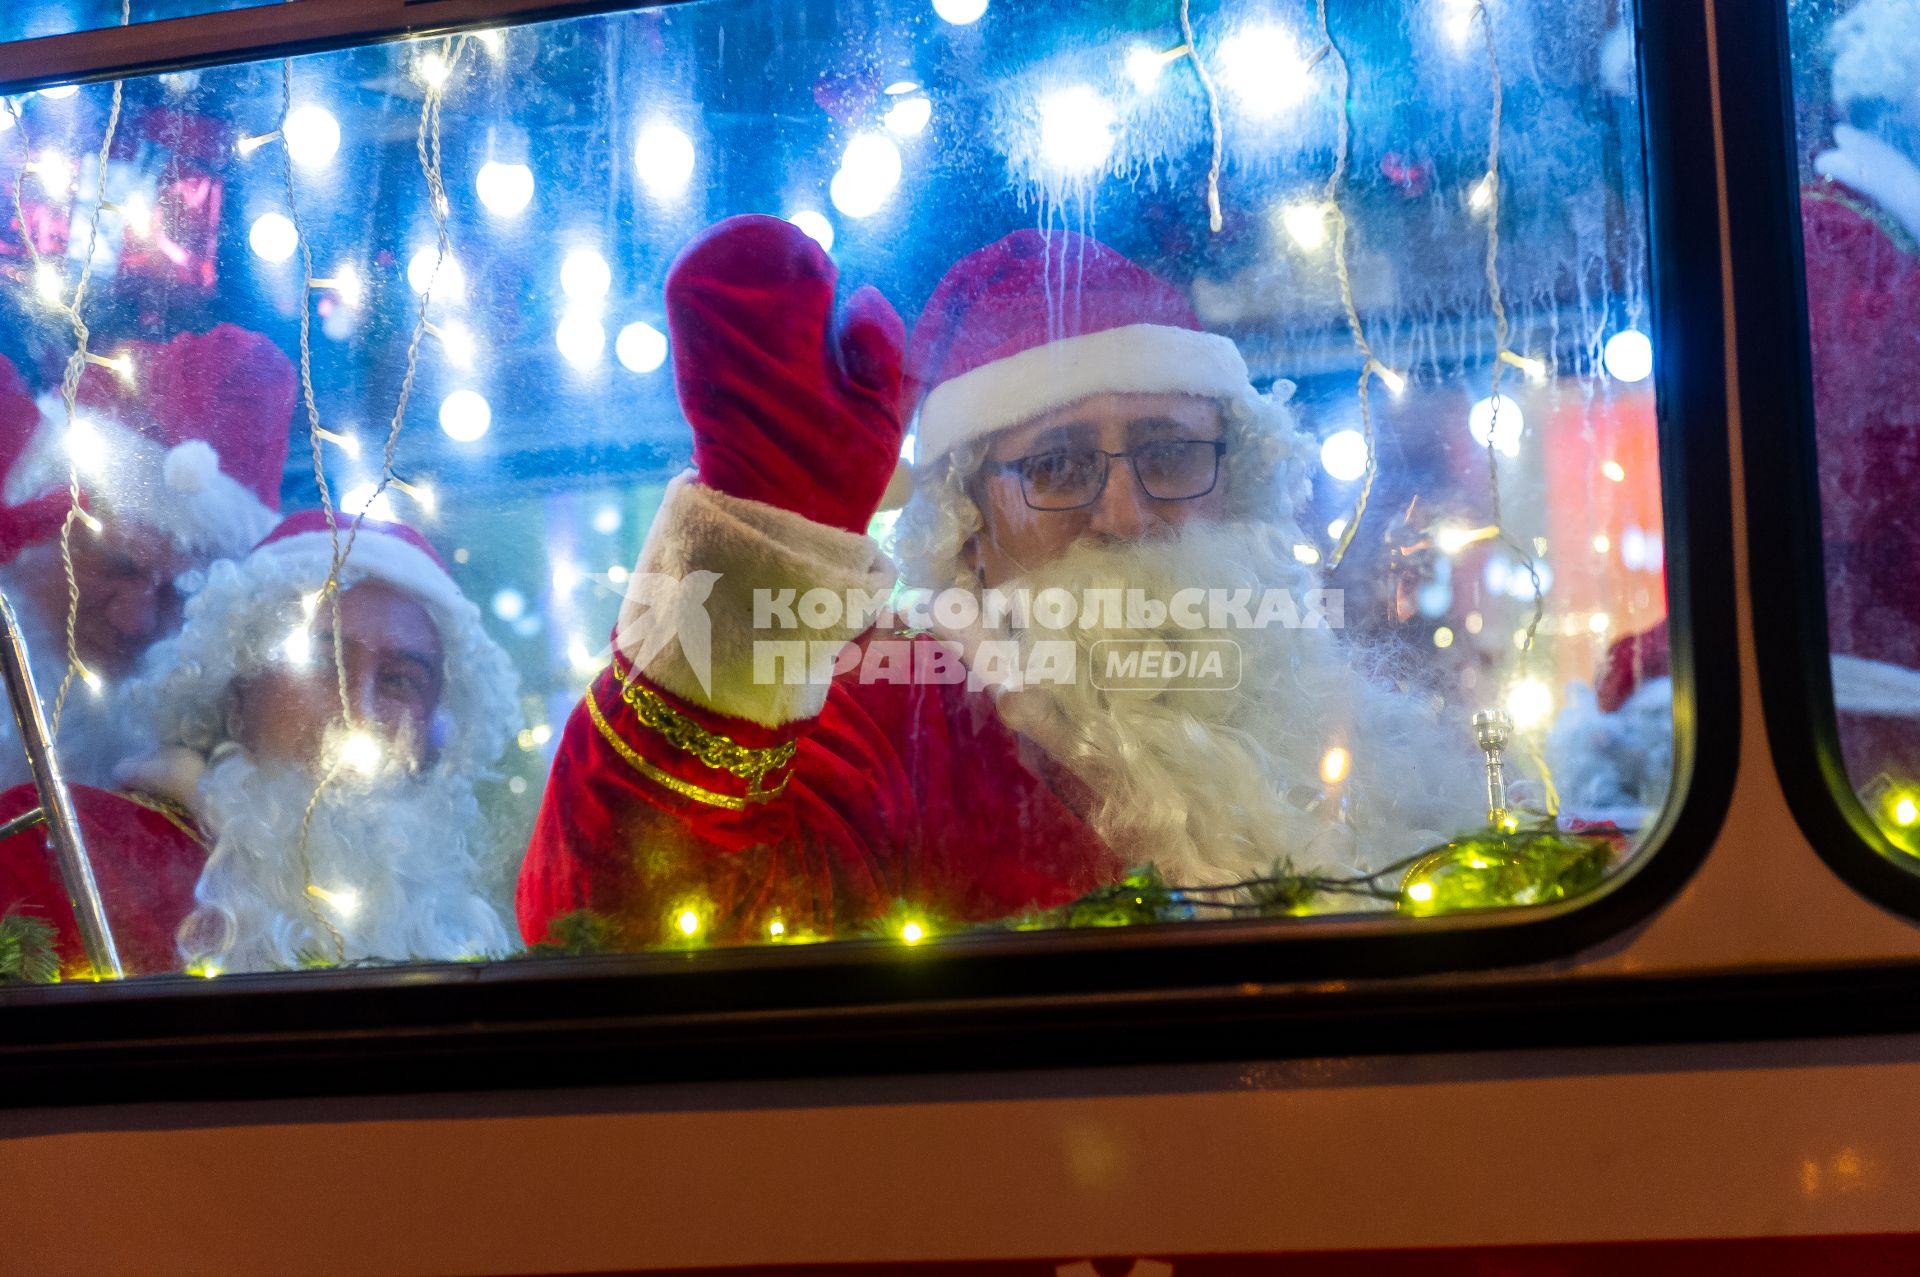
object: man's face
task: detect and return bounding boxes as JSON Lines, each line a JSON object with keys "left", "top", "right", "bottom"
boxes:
{"left": 232, "top": 580, "right": 445, "bottom": 773}
{"left": 965, "top": 392, "right": 1229, "bottom": 589}
{"left": 18, "top": 522, "right": 192, "bottom": 677}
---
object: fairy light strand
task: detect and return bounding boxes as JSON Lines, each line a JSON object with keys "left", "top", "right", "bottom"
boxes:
{"left": 4, "top": 4, "right": 133, "bottom": 734}
{"left": 277, "top": 37, "right": 470, "bottom": 955}
{"left": 1469, "top": 0, "right": 1557, "bottom": 816}
{"left": 1177, "top": 0, "right": 1225, "bottom": 233}
{"left": 1316, "top": 0, "right": 1397, "bottom": 573}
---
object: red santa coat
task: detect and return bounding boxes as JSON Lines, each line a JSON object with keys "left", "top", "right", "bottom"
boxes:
{"left": 517, "top": 476, "right": 1123, "bottom": 948}
{"left": 517, "top": 636, "right": 1123, "bottom": 948}
{"left": 0, "top": 783, "right": 206, "bottom": 977}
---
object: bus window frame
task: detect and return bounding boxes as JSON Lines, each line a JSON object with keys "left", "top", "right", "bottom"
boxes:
{"left": 0, "top": 0, "right": 1742, "bottom": 1108}
{"left": 1722, "top": 0, "right": 1920, "bottom": 921}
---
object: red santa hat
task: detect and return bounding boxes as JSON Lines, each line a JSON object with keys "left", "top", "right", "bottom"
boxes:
{"left": 903, "top": 229, "right": 1252, "bottom": 467}
{"left": 132, "top": 508, "right": 520, "bottom": 779}
{"left": 0, "top": 325, "right": 294, "bottom": 563}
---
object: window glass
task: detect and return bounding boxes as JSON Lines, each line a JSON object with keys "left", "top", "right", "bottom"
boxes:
{"left": 1786, "top": 0, "right": 1920, "bottom": 855}
{"left": 0, "top": 0, "right": 1673, "bottom": 984}
{"left": 0, "top": 1, "right": 276, "bottom": 45}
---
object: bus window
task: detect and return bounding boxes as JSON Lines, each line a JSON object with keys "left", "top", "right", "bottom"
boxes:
{"left": 0, "top": 0, "right": 1677, "bottom": 985}
{"left": 1783, "top": 0, "right": 1920, "bottom": 860}
{"left": 0, "top": 1, "right": 278, "bottom": 45}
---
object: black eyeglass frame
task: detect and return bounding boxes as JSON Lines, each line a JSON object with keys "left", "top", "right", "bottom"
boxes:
{"left": 987, "top": 439, "right": 1229, "bottom": 512}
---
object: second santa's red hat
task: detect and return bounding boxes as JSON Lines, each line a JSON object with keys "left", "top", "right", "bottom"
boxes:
{"left": 0, "top": 324, "right": 295, "bottom": 562}
{"left": 903, "top": 229, "right": 1252, "bottom": 466}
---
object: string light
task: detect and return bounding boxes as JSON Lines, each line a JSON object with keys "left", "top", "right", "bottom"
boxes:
{"left": 426, "top": 319, "right": 476, "bottom": 369}
{"left": 282, "top": 625, "right": 313, "bottom": 666}
{"left": 1218, "top": 23, "right": 1311, "bottom": 118}
{"left": 1592, "top": 534, "right": 1611, "bottom": 553}
{"left": 491, "top": 588, "right": 526, "bottom": 621}
{"left": 830, "top": 133, "right": 903, "bottom": 218}
{"left": 787, "top": 210, "right": 834, "bottom": 252}
{"left": 551, "top": 561, "right": 580, "bottom": 594}
{"left": 114, "top": 193, "right": 153, "bottom": 237}
{"left": 439, "top": 389, "right": 491, "bottom": 443}
{"left": 416, "top": 49, "right": 452, "bottom": 89}
{"left": 1589, "top": 612, "right": 1611, "bottom": 634}
{"left": 26, "top": 151, "right": 75, "bottom": 194}
{"left": 1319, "top": 746, "right": 1350, "bottom": 785}
{"left": 1125, "top": 43, "right": 1185, "bottom": 92}
{"left": 82, "top": 350, "right": 134, "bottom": 380}
{"left": 248, "top": 211, "right": 299, "bottom": 262}
{"left": 406, "top": 246, "right": 464, "bottom": 299}
{"left": 556, "top": 312, "right": 607, "bottom": 369}
{"left": 567, "top": 637, "right": 598, "bottom": 674}
{"left": 1278, "top": 201, "right": 1330, "bottom": 250}
{"left": 675, "top": 908, "right": 701, "bottom": 937}
{"left": 33, "top": 262, "right": 64, "bottom": 303}
{"left": 615, "top": 320, "right": 668, "bottom": 374}
{"left": 1604, "top": 329, "right": 1653, "bottom": 383}
{"left": 474, "top": 28, "right": 507, "bottom": 56}
{"left": 932, "top": 0, "right": 987, "bottom": 25}
{"left": 1601, "top": 459, "right": 1626, "bottom": 482}
{"left": 306, "top": 884, "right": 361, "bottom": 919}
{"left": 1292, "top": 544, "right": 1320, "bottom": 565}
{"left": 768, "top": 918, "right": 787, "bottom": 939}
{"left": 341, "top": 481, "right": 398, "bottom": 521}
{"left": 901, "top": 921, "right": 926, "bottom": 943}
{"left": 592, "top": 504, "right": 623, "bottom": 535}
{"left": 79, "top": 666, "right": 103, "bottom": 695}
{"left": 530, "top": 723, "right": 552, "bottom": 746}
{"left": 338, "top": 730, "right": 384, "bottom": 776}
{"left": 308, "top": 264, "right": 363, "bottom": 307}
{"left": 1468, "top": 171, "right": 1497, "bottom": 214}
{"left": 1435, "top": 523, "right": 1499, "bottom": 555}
{"left": 1468, "top": 394, "right": 1524, "bottom": 457}
{"left": 475, "top": 160, "right": 534, "bottom": 215}
{"left": 883, "top": 95, "right": 932, "bottom": 138}
{"left": 559, "top": 247, "right": 612, "bottom": 303}
{"left": 1319, "top": 430, "right": 1368, "bottom": 482}
{"left": 1433, "top": 626, "right": 1455, "bottom": 649}
{"left": 314, "top": 426, "right": 361, "bottom": 458}
{"left": 282, "top": 105, "right": 341, "bottom": 168}
{"left": 1499, "top": 349, "right": 1550, "bottom": 383}
{"left": 1896, "top": 796, "right": 1919, "bottom": 828}
{"left": 1506, "top": 679, "right": 1553, "bottom": 731}
{"left": 1406, "top": 881, "right": 1435, "bottom": 903}
{"left": 236, "top": 129, "right": 281, "bottom": 157}
{"left": 633, "top": 121, "right": 696, "bottom": 200}
{"left": 62, "top": 419, "right": 104, "bottom": 471}
{"left": 1037, "top": 86, "right": 1113, "bottom": 175}
{"left": 389, "top": 475, "right": 435, "bottom": 515}
{"left": 37, "top": 85, "right": 79, "bottom": 101}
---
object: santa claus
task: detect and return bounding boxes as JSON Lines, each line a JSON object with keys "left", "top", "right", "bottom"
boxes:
{"left": 0, "top": 512, "right": 521, "bottom": 976}
{"left": 516, "top": 216, "right": 1477, "bottom": 949}
{"left": 0, "top": 325, "right": 295, "bottom": 789}
{"left": 1566, "top": 0, "right": 1920, "bottom": 807}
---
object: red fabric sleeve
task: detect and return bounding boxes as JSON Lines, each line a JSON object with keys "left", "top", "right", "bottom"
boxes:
{"left": 0, "top": 784, "right": 206, "bottom": 977}
{"left": 516, "top": 634, "right": 1122, "bottom": 949}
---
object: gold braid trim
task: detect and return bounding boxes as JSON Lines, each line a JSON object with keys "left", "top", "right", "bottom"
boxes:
{"left": 586, "top": 690, "right": 789, "bottom": 811}
{"left": 1807, "top": 182, "right": 1920, "bottom": 257}
{"left": 123, "top": 791, "right": 210, "bottom": 850}
{"left": 615, "top": 675, "right": 798, "bottom": 787}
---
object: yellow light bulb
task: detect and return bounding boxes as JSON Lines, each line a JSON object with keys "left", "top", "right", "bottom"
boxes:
{"left": 1406, "top": 881, "right": 1435, "bottom": 903}
{"left": 676, "top": 909, "right": 700, "bottom": 937}
{"left": 901, "top": 921, "right": 925, "bottom": 944}
{"left": 339, "top": 730, "right": 383, "bottom": 776}
{"left": 1319, "top": 746, "right": 1350, "bottom": 785}
{"left": 1895, "top": 797, "right": 1918, "bottom": 828}
{"left": 768, "top": 919, "right": 786, "bottom": 938}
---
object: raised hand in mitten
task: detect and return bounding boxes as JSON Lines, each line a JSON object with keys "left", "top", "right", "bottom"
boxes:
{"left": 667, "top": 215, "right": 906, "bottom": 534}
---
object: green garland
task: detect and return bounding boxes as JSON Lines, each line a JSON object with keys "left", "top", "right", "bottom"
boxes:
{"left": 1023, "top": 819, "right": 1621, "bottom": 928}
{"left": 0, "top": 912, "right": 61, "bottom": 984}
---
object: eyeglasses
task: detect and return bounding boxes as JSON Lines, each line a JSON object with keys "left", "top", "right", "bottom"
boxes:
{"left": 987, "top": 439, "right": 1227, "bottom": 512}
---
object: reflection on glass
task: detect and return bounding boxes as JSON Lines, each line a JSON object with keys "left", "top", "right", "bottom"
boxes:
{"left": 0, "top": 0, "right": 1671, "bottom": 983}
{"left": 1786, "top": 0, "right": 1920, "bottom": 851}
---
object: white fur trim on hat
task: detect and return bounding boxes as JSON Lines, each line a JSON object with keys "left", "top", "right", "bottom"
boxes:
{"left": 915, "top": 323, "right": 1250, "bottom": 466}
{"left": 246, "top": 526, "right": 465, "bottom": 621}
{"left": 4, "top": 396, "right": 275, "bottom": 559}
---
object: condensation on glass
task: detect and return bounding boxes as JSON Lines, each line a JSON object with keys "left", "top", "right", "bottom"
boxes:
{"left": 0, "top": 0, "right": 1673, "bottom": 983}
{"left": 1785, "top": 0, "right": 1920, "bottom": 859}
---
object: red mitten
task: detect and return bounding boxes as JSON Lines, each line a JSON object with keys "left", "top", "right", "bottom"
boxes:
{"left": 667, "top": 215, "right": 906, "bottom": 533}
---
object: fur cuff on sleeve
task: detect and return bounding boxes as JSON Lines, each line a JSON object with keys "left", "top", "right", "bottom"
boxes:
{"left": 617, "top": 472, "right": 896, "bottom": 727}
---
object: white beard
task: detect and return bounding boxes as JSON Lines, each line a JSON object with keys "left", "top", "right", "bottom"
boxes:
{"left": 175, "top": 749, "right": 513, "bottom": 973}
{"left": 988, "top": 520, "right": 1481, "bottom": 886}
{"left": 0, "top": 575, "right": 152, "bottom": 791}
